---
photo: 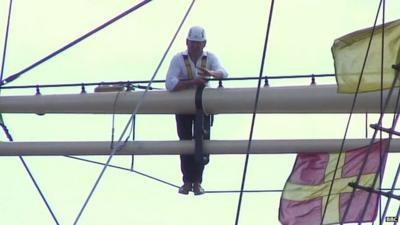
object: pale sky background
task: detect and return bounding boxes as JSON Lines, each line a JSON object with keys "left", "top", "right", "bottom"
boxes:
{"left": 0, "top": 0, "right": 399, "bottom": 225}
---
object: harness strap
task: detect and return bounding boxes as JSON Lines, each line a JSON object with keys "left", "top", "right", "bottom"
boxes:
{"left": 182, "top": 54, "right": 208, "bottom": 80}
{"left": 183, "top": 55, "right": 193, "bottom": 80}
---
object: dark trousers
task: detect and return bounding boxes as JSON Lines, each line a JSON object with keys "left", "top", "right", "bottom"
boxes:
{"left": 176, "top": 114, "right": 210, "bottom": 183}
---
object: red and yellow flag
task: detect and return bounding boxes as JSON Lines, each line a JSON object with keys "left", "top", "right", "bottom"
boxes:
{"left": 279, "top": 140, "right": 387, "bottom": 225}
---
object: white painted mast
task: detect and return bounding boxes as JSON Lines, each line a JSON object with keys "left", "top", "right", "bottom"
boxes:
{"left": 0, "top": 139, "right": 398, "bottom": 156}
{"left": 0, "top": 85, "right": 397, "bottom": 114}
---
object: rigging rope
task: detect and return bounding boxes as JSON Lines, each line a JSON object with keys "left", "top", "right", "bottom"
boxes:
{"left": 1, "top": 1, "right": 395, "bottom": 224}
{"left": 72, "top": 1, "right": 196, "bottom": 224}
{"left": 341, "top": 70, "right": 400, "bottom": 224}
{"left": 320, "top": 0, "right": 386, "bottom": 223}
{"left": 365, "top": 2, "right": 387, "bottom": 223}
{"left": 0, "top": 73, "right": 335, "bottom": 91}
{"left": 0, "top": 123, "right": 61, "bottom": 225}
{"left": 234, "top": 0, "right": 275, "bottom": 224}
{"left": 0, "top": 2, "right": 60, "bottom": 224}
{"left": 360, "top": 85, "right": 400, "bottom": 225}
{"left": 65, "top": 155, "right": 400, "bottom": 196}
{"left": 65, "top": 155, "right": 180, "bottom": 188}
{"left": 0, "top": 0, "right": 12, "bottom": 81}
{"left": 380, "top": 163, "right": 400, "bottom": 224}
{"left": 0, "top": 0, "right": 151, "bottom": 87}
{"left": 108, "top": 89, "right": 136, "bottom": 172}
{"left": 379, "top": 2, "right": 386, "bottom": 223}
{"left": 339, "top": 3, "right": 400, "bottom": 225}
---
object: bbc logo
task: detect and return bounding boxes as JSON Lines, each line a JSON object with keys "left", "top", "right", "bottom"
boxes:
{"left": 386, "top": 216, "right": 399, "bottom": 222}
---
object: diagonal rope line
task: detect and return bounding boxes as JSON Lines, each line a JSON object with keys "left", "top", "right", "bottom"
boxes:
{"left": 340, "top": 71, "right": 400, "bottom": 224}
{"left": 0, "top": 123, "right": 60, "bottom": 225}
{"left": 364, "top": 67, "right": 400, "bottom": 225}
{"left": 17, "top": 157, "right": 60, "bottom": 225}
{"left": 111, "top": 0, "right": 196, "bottom": 180}
{"left": 381, "top": 163, "right": 400, "bottom": 224}
{"left": 379, "top": 2, "right": 386, "bottom": 223}
{"left": 342, "top": 7, "right": 400, "bottom": 225}
{"left": 0, "top": 0, "right": 151, "bottom": 87}
{"left": 358, "top": 1, "right": 388, "bottom": 223}
{"left": 0, "top": 2, "right": 59, "bottom": 224}
{"left": 234, "top": 0, "right": 275, "bottom": 224}
{"left": 64, "top": 155, "right": 180, "bottom": 188}
{"left": 117, "top": 0, "right": 195, "bottom": 144}
{"left": 72, "top": 1, "right": 196, "bottom": 224}
{"left": 340, "top": 69, "right": 400, "bottom": 222}
{"left": 63, "top": 156, "right": 400, "bottom": 195}
{"left": 358, "top": 82, "right": 400, "bottom": 225}
{"left": 395, "top": 205, "right": 400, "bottom": 225}
{"left": 0, "top": 0, "right": 12, "bottom": 81}
{"left": 321, "top": 0, "right": 385, "bottom": 223}
{"left": 358, "top": 3, "right": 396, "bottom": 221}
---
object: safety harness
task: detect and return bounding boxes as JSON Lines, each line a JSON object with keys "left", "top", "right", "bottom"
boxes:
{"left": 183, "top": 54, "right": 207, "bottom": 79}
{"left": 182, "top": 53, "right": 210, "bottom": 165}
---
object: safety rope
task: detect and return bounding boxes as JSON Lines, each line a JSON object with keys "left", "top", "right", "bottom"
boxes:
{"left": 234, "top": 1, "right": 275, "bottom": 224}
{"left": 0, "top": 0, "right": 151, "bottom": 87}
{"left": 320, "top": 0, "right": 386, "bottom": 223}
{"left": 64, "top": 155, "right": 400, "bottom": 196}
{"left": 72, "top": 1, "right": 196, "bottom": 224}
{"left": 108, "top": 88, "right": 137, "bottom": 171}
{"left": 66, "top": 155, "right": 347, "bottom": 195}
{"left": 65, "top": 155, "right": 179, "bottom": 188}
{"left": 0, "top": 0, "right": 12, "bottom": 81}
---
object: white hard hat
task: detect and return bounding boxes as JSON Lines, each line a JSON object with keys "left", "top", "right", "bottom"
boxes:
{"left": 187, "top": 26, "right": 206, "bottom": 42}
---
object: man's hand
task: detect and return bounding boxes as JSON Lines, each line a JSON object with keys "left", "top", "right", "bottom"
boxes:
{"left": 198, "top": 67, "right": 224, "bottom": 79}
{"left": 172, "top": 77, "right": 206, "bottom": 91}
{"left": 192, "top": 76, "right": 207, "bottom": 86}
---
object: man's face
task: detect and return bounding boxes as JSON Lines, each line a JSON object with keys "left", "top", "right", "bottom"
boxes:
{"left": 187, "top": 39, "right": 206, "bottom": 56}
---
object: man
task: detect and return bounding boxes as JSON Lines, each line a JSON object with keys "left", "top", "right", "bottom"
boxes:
{"left": 165, "top": 26, "right": 228, "bottom": 195}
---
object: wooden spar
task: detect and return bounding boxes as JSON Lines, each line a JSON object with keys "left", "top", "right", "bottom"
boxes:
{"left": 0, "top": 139, "right": 398, "bottom": 156}
{"left": 0, "top": 85, "right": 398, "bottom": 114}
